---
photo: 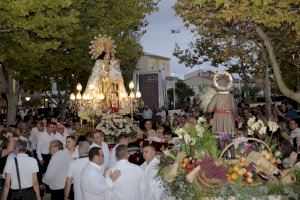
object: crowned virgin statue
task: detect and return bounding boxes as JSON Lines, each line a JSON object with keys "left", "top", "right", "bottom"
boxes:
{"left": 84, "top": 35, "right": 127, "bottom": 111}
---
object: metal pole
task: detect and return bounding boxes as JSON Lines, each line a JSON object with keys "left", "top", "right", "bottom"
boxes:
{"left": 173, "top": 74, "right": 176, "bottom": 110}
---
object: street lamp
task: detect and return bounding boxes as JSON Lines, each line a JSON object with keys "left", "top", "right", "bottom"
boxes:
{"left": 172, "top": 73, "right": 176, "bottom": 110}
{"left": 25, "top": 97, "right": 30, "bottom": 101}
{"left": 128, "top": 80, "right": 143, "bottom": 120}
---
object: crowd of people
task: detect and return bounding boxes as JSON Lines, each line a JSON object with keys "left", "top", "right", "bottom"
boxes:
{"left": 0, "top": 99, "right": 299, "bottom": 200}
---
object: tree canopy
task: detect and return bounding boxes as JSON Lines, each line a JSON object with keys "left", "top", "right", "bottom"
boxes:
{"left": 174, "top": 0, "right": 300, "bottom": 101}
{"left": 0, "top": 0, "right": 158, "bottom": 124}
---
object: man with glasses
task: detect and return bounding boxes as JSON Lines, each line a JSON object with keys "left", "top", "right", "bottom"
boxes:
{"left": 37, "top": 122, "right": 56, "bottom": 175}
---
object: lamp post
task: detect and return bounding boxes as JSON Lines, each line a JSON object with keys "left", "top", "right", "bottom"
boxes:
{"left": 128, "top": 80, "right": 142, "bottom": 121}
{"left": 70, "top": 83, "right": 106, "bottom": 128}
{"left": 172, "top": 73, "right": 176, "bottom": 110}
{"left": 25, "top": 96, "right": 31, "bottom": 101}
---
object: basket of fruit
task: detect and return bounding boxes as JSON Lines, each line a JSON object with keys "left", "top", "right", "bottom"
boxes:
{"left": 220, "top": 138, "right": 275, "bottom": 186}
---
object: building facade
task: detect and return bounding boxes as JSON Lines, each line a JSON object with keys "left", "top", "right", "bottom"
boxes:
{"left": 136, "top": 52, "right": 171, "bottom": 76}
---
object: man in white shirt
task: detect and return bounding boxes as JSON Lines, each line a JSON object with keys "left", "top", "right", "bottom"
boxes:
{"left": 64, "top": 141, "right": 90, "bottom": 200}
{"left": 108, "top": 145, "right": 146, "bottom": 200}
{"left": 64, "top": 136, "right": 79, "bottom": 160}
{"left": 142, "top": 106, "right": 153, "bottom": 130}
{"left": 156, "top": 107, "right": 166, "bottom": 123}
{"left": 53, "top": 123, "right": 68, "bottom": 148}
{"left": 3, "top": 140, "right": 41, "bottom": 200}
{"left": 110, "top": 134, "right": 129, "bottom": 167}
{"left": 37, "top": 122, "right": 56, "bottom": 175}
{"left": 43, "top": 140, "right": 71, "bottom": 200}
{"left": 90, "top": 132, "right": 110, "bottom": 168}
{"left": 140, "top": 145, "right": 163, "bottom": 200}
{"left": 81, "top": 147, "right": 121, "bottom": 200}
{"left": 29, "top": 121, "right": 45, "bottom": 154}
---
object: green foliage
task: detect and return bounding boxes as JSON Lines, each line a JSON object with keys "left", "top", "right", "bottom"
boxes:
{"left": 0, "top": 0, "right": 158, "bottom": 92}
{"left": 173, "top": 0, "right": 300, "bottom": 92}
{"left": 196, "top": 124, "right": 219, "bottom": 158}
{"left": 167, "top": 80, "right": 194, "bottom": 109}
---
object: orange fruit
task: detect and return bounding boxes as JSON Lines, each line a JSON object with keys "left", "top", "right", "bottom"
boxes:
{"left": 230, "top": 173, "right": 238, "bottom": 181}
{"left": 183, "top": 158, "right": 189, "bottom": 164}
{"left": 239, "top": 157, "right": 247, "bottom": 163}
{"left": 246, "top": 177, "right": 254, "bottom": 184}
{"left": 246, "top": 172, "right": 253, "bottom": 178}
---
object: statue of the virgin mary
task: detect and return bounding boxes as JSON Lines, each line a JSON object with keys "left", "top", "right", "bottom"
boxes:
{"left": 83, "top": 35, "right": 127, "bottom": 111}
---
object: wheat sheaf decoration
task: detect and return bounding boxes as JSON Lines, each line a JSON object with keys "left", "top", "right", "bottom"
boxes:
{"left": 89, "top": 35, "right": 116, "bottom": 60}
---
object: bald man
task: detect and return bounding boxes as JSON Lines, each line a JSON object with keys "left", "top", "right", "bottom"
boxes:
{"left": 140, "top": 145, "right": 163, "bottom": 200}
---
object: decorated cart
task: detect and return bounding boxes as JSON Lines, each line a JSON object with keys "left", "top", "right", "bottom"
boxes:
{"left": 158, "top": 117, "right": 300, "bottom": 200}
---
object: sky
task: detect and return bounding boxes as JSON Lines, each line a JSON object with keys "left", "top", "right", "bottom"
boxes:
{"left": 140, "top": 0, "right": 213, "bottom": 79}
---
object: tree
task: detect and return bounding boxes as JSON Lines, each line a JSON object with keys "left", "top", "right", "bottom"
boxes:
{"left": 174, "top": 0, "right": 300, "bottom": 102}
{"left": 167, "top": 80, "right": 195, "bottom": 109}
{"left": 0, "top": 0, "right": 79, "bottom": 126}
{"left": 1, "top": 0, "right": 158, "bottom": 124}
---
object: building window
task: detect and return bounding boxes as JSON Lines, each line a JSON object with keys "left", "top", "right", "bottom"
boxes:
{"left": 162, "top": 63, "right": 166, "bottom": 70}
{"left": 150, "top": 63, "right": 154, "bottom": 70}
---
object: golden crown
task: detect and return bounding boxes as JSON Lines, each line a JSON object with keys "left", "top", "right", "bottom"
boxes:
{"left": 89, "top": 35, "right": 116, "bottom": 60}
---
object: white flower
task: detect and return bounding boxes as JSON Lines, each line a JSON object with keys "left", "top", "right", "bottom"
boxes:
{"left": 195, "top": 125, "right": 204, "bottom": 138}
{"left": 248, "top": 129, "right": 254, "bottom": 136}
{"left": 247, "top": 116, "right": 256, "bottom": 127}
{"left": 275, "top": 151, "right": 281, "bottom": 157}
{"left": 190, "top": 138, "right": 197, "bottom": 145}
{"left": 197, "top": 117, "right": 206, "bottom": 124}
{"left": 259, "top": 127, "right": 267, "bottom": 135}
{"left": 268, "top": 120, "right": 279, "bottom": 133}
{"left": 183, "top": 134, "right": 191, "bottom": 144}
{"left": 251, "top": 122, "right": 260, "bottom": 131}
{"left": 175, "top": 128, "right": 185, "bottom": 138}
{"left": 257, "top": 120, "right": 265, "bottom": 127}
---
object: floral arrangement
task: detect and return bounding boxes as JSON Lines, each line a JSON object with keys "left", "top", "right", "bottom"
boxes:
{"left": 95, "top": 114, "right": 140, "bottom": 142}
{"left": 247, "top": 117, "right": 278, "bottom": 136}
{"left": 174, "top": 116, "right": 218, "bottom": 158}
{"left": 158, "top": 116, "right": 299, "bottom": 199}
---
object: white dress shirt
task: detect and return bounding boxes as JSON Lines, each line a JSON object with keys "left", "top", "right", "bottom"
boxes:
{"left": 4, "top": 153, "right": 39, "bottom": 189}
{"left": 29, "top": 127, "right": 44, "bottom": 151}
{"left": 43, "top": 150, "right": 71, "bottom": 190}
{"left": 142, "top": 109, "right": 153, "bottom": 120}
{"left": 140, "top": 157, "right": 163, "bottom": 200}
{"left": 108, "top": 159, "right": 146, "bottom": 200}
{"left": 109, "top": 144, "right": 118, "bottom": 168}
{"left": 90, "top": 142, "right": 110, "bottom": 168}
{"left": 52, "top": 133, "right": 66, "bottom": 148}
{"left": 67, "top": 157, "right": 89, "bottom": 200}
{"left": 36, "top": 132, "right": 53, "bottom": 161}
{"left": 64, "top": 147, "right": 79, "bottom": 160}
{"left": 81, "top": 162, "right": 113, "bottom": 200}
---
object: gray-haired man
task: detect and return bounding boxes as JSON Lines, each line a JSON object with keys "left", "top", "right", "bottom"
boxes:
{"left": 64, "top": 141, "right": 90, "bottom": 200}
{"left": 3, "top": 140, "right": 41, "bottom": 200}
{"left": 43, "top": 140, "right": 71, "bottom": 200}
